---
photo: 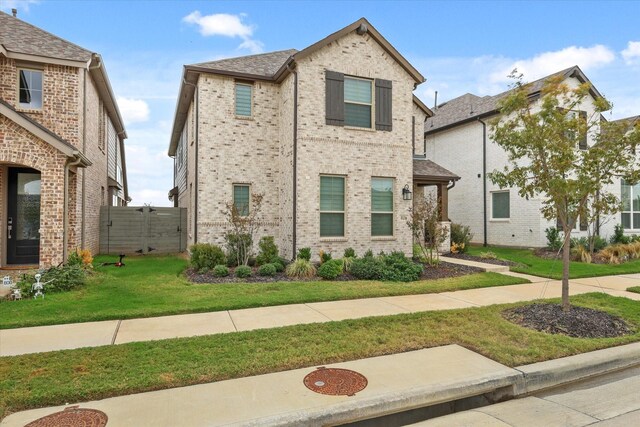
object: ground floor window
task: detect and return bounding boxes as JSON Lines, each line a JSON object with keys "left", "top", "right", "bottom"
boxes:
{"left": 320, "top": 175, "right": 345, "bottom": 237}
{"left": 233, "top": 184, "right": 250, "bottom": 216}
{"left": 621, "top": 179, "right": 640, "bottom": 229}
{"left": 491, "top": 191, "right": 510, "bottom": 219}
{"left": 371, "top": 177, "right": 393, "bottom": 236}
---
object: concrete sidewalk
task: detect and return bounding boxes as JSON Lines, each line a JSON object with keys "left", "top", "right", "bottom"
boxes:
{"left": 2, "top": 273, "right": 640, "bottom": 357}
{"left": 3, "top": 342, "right": 640, "bottom": 426}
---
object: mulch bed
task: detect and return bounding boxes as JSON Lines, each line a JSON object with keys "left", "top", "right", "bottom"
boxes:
{"left": 444, "top": 253, "right": 516, "bottom": 267}
{"left": 186, "top": 261, "right": 483, "bottom": 284}
{"left": 503, "top": 303, "right": 633, "bottom": 338}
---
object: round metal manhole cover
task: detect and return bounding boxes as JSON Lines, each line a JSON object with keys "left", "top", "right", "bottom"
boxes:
{"left": 25, "top": 407, "right": 108, "bottom": 427}
{"left": 303, "top": 367, "right": 368, "bottom": 396}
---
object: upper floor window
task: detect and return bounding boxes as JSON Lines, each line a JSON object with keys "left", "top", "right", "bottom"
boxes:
{"left": 18, "top": 69, "right": 43, "bottom": 109}
{"left": 344, "top": 77, "right": 372, "bottom": 128}
{"left": 235, "top": 83, "right": 252, "bottom": 117}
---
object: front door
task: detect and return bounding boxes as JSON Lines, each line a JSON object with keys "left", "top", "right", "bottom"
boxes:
{"left": 7, "top": 168, "right": 41, "bottom": 265}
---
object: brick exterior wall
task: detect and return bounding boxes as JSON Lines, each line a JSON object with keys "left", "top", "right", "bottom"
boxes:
{"left": 178, "top": 28, "right": 421, "bottom": 260}
{"left": 1, "top": 55, "right": 123, "bottom": 266}
{"left": 426, "top": 76, "right": 620, "bottom": 247}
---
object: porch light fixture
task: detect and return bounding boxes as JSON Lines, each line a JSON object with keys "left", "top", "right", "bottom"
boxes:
{"left": 402, "top": 184, "right": 412, "bottom": 201}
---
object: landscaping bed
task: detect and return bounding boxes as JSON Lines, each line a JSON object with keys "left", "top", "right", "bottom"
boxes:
{"left": 187, "top": 261, "right": 483, "bottom": 284}
{"left": 1, "top": 293, "right": 638, "bottom": 419}
{"left": 444, "top": 252, "right": 516, "bottom": 267}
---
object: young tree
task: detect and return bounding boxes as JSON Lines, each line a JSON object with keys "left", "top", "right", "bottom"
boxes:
{"left": 407, "top": 194, "right": 447, "bottom": 266}
{"left": 223, "top": 192, "right": 264, "bottom": 266}
{"left": 490, "top": 71, "right": 640, "bottom": 311}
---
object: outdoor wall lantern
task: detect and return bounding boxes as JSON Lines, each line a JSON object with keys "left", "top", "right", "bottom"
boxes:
{"left": 402, "top": 184, "right": 413, "bottom": 201}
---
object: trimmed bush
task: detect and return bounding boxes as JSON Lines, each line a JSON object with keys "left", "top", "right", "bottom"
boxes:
{"left": 350, "top": 256, "right": 385, "bottom": 280}
{"left": 273, "top": 260, "right": 285, "bottom": 272}
{"left": 319, "top": 250, "right": 332, "bottom": 264}
{"left": 285, "top": 259, "right": 316, "bottom": 279}
{"left": 297, "top": 247, "right": 311, "bottom": 261}
{"left": 258, "top": 263, "right": 277, "bottom": 276}
{"left": 611, "top": 224, "right": 630, "bottom": 245}
{"left": 256, "top": 236, "right": 279, "bottom": 266}
{"left": 190, "top": 243, "right": 227, "bottom": 271}
{"left": 381, "top": 251, "right": 423, "bottom": 282}
{"left": 212, "top": 265, "right": 229, "bottom": 277}
{"left": 450, "top": 223, "right": 473, "bottom": 253}
{"left": 225, "top": 233, "right": 252, "bottom": 267}
{"left": 18, "top": 264, "right": 86, "bottom": 295}
{"left": 545, "top": 227, "right": 562, "bottom": 251}
{"left": 235, "top": 265, "right": 252, "bottom": 278}
{"left": 317, "top": 259, "right": 343, "bottom": 280}
{"left": 343, "top": 247, "right": 356, "bottom": 258}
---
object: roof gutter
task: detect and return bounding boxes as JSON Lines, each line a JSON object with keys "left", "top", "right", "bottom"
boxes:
{"left": 183, "top": 77, "right": 199, "bottom": 244}
{"left": 478, "top": 117, "right": 488, "bottom": 247}
{"left": 286, "top": 59, "right": 298, "bottom": 259}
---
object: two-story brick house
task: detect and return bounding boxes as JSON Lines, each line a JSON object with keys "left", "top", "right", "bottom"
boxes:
{"left": 0, "top": 11, "right": 129, "bottom": 267}
{"left": 168, "top": 18, "right": 459, "bottom": 260}
{"left": 424, "top": 65, "right": 636, "bottom": 248}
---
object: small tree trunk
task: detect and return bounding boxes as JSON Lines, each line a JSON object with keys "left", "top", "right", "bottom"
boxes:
{"left": 562, "top": 229, "right": 571, "bottom": 311}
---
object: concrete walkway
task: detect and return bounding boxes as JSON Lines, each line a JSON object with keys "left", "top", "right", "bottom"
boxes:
{"left": 2, "top": 271, "right": 640, "bottom": 357}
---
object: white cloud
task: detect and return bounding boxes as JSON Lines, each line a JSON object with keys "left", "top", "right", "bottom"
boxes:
{"left": 622, "top": 41, "right": 640, "bottom": 65}
{"left": 0, "top": 0, "right": 39, "bottom": 13}
{"left": 489, "top": 45, "right": 615, "bottom": 83}
{"left": 116, "top": 97, "right": 150, "bottom": 124}
{"left": 182, "top": 11, "right": 263, "bottom": 53}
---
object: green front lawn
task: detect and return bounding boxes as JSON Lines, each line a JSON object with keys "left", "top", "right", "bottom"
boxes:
{"left": 467, "top": 246, "right": 640, "bottom": 279}
{"left": 1, "top": 293, "right": 637, "bottom": 419}
{"left": 0, "top": 255, "right": 527, "bottom": 329}
{"left": 628, "top": 287, "right": 640, "bottom": 294}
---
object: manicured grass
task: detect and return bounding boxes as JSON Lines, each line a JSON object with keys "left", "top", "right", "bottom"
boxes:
{"left": 0, "top": 255, "right": 527, "bottom": 329}
{"left": 467, "top": 245, "right": 640, "bottom": 279}
{"left": 628, "top": 287, "right": 640, "bottom": 294}
{"left": 0, "top": 293, "right": 637, "bottom": 419}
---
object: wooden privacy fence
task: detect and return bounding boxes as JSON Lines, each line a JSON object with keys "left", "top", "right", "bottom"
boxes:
{"left": 99, "top": 206, "right": 187, "bottom": 255}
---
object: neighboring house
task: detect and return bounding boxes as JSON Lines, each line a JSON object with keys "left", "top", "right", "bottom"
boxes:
{"left": 0, "top": 11, "right": 129, "bottom": 268}
{"left": 168, "top": 18, "right": 459, "bottom": 260}
{"left": 424, "top": 65, "right": 633, "bottom": 248}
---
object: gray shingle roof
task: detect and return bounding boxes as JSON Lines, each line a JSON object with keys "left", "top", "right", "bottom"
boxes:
{"left": 191, "top": 49, "right": 298, "bottom": 78}
{"left": 425, "top": 66, "right": 583, "bottom": 134}
{"left": 0, "top": 11, "right": 92, "bottom": 62}
{"left": 611, "top": 115, "right": 640, "bottom": 125}
{"left": 413, "top": 159, "right": 460, "bottom": 181}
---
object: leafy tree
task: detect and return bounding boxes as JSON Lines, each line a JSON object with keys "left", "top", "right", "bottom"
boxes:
{"left": 223, "top": 192, "right": 264, "bottom": 266}
{"left": 490, "top": 71, "right": 640, "bottom": 310}
{"left": 407, "top": 194, "right": 447, "bottom": 266}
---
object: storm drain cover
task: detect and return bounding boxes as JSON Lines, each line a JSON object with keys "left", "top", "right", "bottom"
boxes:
{"left": 25, "top": 407, "right": 108, "bottom": 427}
{"left": 303, "top": 367, "right": 368, "bottom": 396}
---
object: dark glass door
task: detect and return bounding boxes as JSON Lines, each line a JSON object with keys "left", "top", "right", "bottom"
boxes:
{"left": 7, "top": 168, "right": 41, "bottom": 265}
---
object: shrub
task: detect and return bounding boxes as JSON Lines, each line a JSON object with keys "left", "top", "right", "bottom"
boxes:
{"left": 611, "top": 224, "right": 630, "bottom": 245}
{"left": 317, "top": 259, "right": 343, "bottom": 280}
{"left": 450, "top": 223, "right": 473, "bottom": 252}
{"left": 190, "top": 243, "right": 226, "bottom": 271}
{"left": 258, "top": 263, "right": 277, "bottom": 276}
{"left": 67, "top": 250, "right": 83, "bottom": 267}
{"left": 545, "top": 227, "right": 562, "bottom": 251}
{"left": 479, "top": 251, "right": 498, "bottom": 260}
{"left": 256, "top": 236, "right": 279, "bottom": 266}
{"left": 592, "top": 235, "right": 608, "bottom": 252}
{"left": 19, "top": 264, "right": 86, "bottom": 295}
{"left": 350, "top": 256, "right": 385, "bottom": 280}
{"left": 363, "top": 249, "right": 374, "bottom": 258}
{"left": 273, "top": 259, "right": 286, "bottom": 272}
{"left": 225, "top": 233, "right": 252, "bottom": 267}
{"left": 319, "top": 250, "right": 332, "bottom": 264}
{"left": 343, "top": 248, "right": 356, "bottom": 258}
{"left": 599, "top": 246, "right": 620, "bottom": 264}
{"left": 450, "top": 242, "right": 465, "bottom": 254}
{"left": 381, "top": 251, "right": 423, "bottom": 282}
{"left": 235, "top": 265, "right": 252, "bottom": 278}
{"left": 412, "top": 243, "right": 426, "bottom": 263}
{"left": 285, "top": 259, "right": 316, "bottom": 279}
{"left": 571, "top": 245, "right": 592, "bottom": 263}
{"left": 213, "top": 265, "right": 229, "bottom": 277}
{"left": 297, "top": 247, "right": 311, "bottom": 261}
{"left": 342, "top": 256, "right": 354, "bottom": 273}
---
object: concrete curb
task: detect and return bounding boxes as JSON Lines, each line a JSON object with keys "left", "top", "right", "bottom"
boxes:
{"left": 513, "top": 341, "right": 640, "bottom": 395}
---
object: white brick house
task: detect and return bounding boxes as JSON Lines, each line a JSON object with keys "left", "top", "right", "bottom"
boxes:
{"left": 424, "top": 66, "right": 637, "bottom": 248}
{"left": 168, "top": 18, "right": 459, "bottom": 260}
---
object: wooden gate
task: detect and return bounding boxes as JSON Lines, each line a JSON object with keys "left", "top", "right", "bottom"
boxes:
{"left": 99, "top": 206, "right": 187, "bottom": 254}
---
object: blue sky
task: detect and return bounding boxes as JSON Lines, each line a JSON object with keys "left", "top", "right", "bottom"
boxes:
{"left": 3, "top": 0, "right": 640, "bottom": 206}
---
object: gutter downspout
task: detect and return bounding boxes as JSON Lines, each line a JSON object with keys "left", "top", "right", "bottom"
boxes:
{"left": 287, "top": 61, "right": 298, "bottom": 260}
{"left": 84, "top": 56, "right": 101, "bottom": 247}
{"left": 183, "top": 76, "right": 199, "bottom": 243}
{"left": 478, "top": 117, "right": 488, "bottom": 247}
{"left": 64, "top": 156, "right": 84, "bottom": 262}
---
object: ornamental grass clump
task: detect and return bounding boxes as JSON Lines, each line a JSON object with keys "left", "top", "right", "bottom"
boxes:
{"left": 285, "top": 259, "right": 316, "bottom": 279}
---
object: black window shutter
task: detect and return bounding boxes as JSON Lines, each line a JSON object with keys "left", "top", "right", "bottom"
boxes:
{"left": 325, "top": 70, "right": 344, "bottom": 126}
{"left": 579, "top": 111, "right": 588, "bottom": 150}
{"left": 580, "top": 215, "right": 588, "bottom": 231}
{"left": 375, "top": 79, "right": 392, "bottom": 131}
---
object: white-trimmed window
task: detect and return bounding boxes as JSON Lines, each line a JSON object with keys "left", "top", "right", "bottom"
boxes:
{"left": 235, "top": 83, "right": 252, "bottom": 117}
{"left": 491, "top": 191, "right": 510, "bottom": 220}
{"left": 344, "top": 77, "right": 372, "bottom": 128}
{"left": 621, "top": 180, "right": 640, "bottom": 230}
{"left": 371, "top": 178, "right": 393, "bottom": 236}
{"left": 18, "top": 69, "right": 43, "bottom": 109}
{"left": 320, "top": 175, "right": 345, "bottom": 237}
{"left": 233, "top": 184, "right": 250, "bottom": 217}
